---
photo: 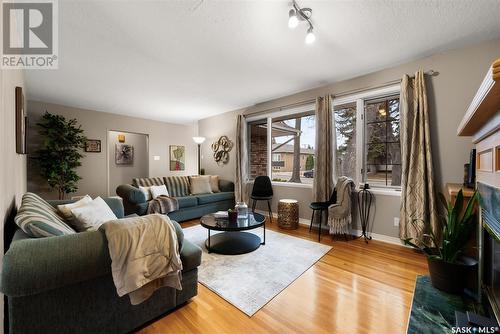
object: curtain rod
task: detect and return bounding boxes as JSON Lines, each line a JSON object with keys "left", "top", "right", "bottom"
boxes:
{"left": 244, "top": 70, "right": 438, "bottom": 117}
{"left": 244, "top": 98, "right": 316, "bottom": 118}
{"left": 333, "top": 69, "right": 438, "bottom": 99}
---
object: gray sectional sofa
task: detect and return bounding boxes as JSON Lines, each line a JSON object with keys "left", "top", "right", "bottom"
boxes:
{"left": 116, "top": 176, "right": 235, "bottom": 222}
{"left": 1, "top": 196, "right": 202, "bottom": 334}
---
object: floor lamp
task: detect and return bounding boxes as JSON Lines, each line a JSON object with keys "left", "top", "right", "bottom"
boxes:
{"left": 192, "top": 136, "right": 206, "bottom": 175}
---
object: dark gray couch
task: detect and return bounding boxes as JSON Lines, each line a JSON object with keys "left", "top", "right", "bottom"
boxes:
{"left": 1, "top": 197, "right": 202, "bottom": 334}
{"left": 116, "top": 178, "right": 235, "bottom": 222}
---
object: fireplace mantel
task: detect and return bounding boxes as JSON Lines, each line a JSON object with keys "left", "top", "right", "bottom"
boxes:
{"left": 459, "top": 58, "right": 500, "bottom": 188}
{"left": 459, "top": 58, "right": 500, "bottom": 324}
{"left": 458, "top": 58, "right": 500, "bottom": 143}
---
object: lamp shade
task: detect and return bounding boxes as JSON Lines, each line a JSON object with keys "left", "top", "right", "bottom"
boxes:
{"left": 192, "top": 136, "right": 206, "bottom": 144}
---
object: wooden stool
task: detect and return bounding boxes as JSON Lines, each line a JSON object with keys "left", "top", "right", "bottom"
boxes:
{"left": 278, "top": 199, "right": 299, "bottom": 229}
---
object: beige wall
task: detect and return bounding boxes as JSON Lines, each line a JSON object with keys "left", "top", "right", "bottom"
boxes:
{"left": 199, "top": 37, "right": 500, "bottom": 239}
{"left": 0, "top": 68, "right": 26, "bottom": 331}
{"left": 27, "top": 102, "right": 198, "bottom": 199}
{"left": 199, "top": 110, "right": 239, "bottom": 181}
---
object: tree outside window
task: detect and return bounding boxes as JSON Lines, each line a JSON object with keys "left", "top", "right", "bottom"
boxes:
{"left": 271, "top": 113, "right": 316, "bottom": 184}
{"left": 365, "top": 96, "right": 401, "bottom": 187}
{"left": 334, "top": 102, "right": 357, "bottom": 181}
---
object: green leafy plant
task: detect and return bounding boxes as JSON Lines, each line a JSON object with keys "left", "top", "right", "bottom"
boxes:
{"left": 404, "top": 189, "right": 479, "bottom": 263}
{"left": 35, "top": 112, "right": 87, "bottom": 200}
{"left": 272, "top": 178, "right": 287, "bottom": 182}
{"left": 305, "top": 155, "right": 314, "bottom": 171}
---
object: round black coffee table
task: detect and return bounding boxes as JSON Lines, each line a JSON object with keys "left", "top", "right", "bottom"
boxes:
{"left": 200, "top": 212, "right": 266, "bottom": 255}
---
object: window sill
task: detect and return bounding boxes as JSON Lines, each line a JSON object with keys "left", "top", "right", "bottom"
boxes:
{"left": 366, "top": 188, "right": 402, "bottom": 197}
{"left": 246, "top": 180, "right": 313, "bottom": 189}
{"left": 271, "top": 182, "right": 313, "bottom": 189}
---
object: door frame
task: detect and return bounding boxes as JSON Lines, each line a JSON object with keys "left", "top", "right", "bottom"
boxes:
{"left": 106, "top": 129, "right": 150, "bottom": 196}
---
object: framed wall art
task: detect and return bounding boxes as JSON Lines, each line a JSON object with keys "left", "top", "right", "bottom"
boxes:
{"left": 85, "top": 139, "right": 101, "bottom": 152}
{"left": 15, "top": 86, "right": 27, "bottom": 154}
{"left": 115, "top": 144, "right": 134, "bottom": 165}
{"left": 169, "top": 145, "right": 185, "bottom": 171}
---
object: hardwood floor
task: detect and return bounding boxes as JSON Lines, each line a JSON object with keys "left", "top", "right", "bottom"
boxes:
{"left": 138, "top": 219, "right": 428, "bottom": 334}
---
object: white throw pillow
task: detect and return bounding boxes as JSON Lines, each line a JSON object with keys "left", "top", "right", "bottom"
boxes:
{"left": 150, "top": 184, "right": 169, "bottom": 199}
{"left": 70, "top": 197, "right": 118, "bottom": 231}
{"left": 139, "top": 186, "right": 153, "bottom": 201}
{"left": 209, "top": 175, "right": 220, "bottom": 193}
{"left": 190, "top": 176, "right": 213, "bottom": 195}
{"left": 57, "top": 195, "right": 92, "bottom": 220}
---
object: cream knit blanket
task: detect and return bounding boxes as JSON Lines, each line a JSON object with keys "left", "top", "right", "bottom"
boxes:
{"left": 101, "top": 214, "right": 182, "bottom": 305}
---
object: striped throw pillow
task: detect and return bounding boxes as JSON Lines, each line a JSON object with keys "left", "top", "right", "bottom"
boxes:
{"left": 15, "top": 193, "right": 76, "bottom": 238}
{"left": 132, "top": 177, "right": 164, "bottom": 187}
{"left": 164, "top": 176, "right": 190, "bottom": 197}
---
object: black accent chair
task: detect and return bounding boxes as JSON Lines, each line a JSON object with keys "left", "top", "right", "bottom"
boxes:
{"left": 251, "top": 176, "right": 274, "bottom": 224}
{"left": 309, "top": 189, "right": 337, "bottom": 241}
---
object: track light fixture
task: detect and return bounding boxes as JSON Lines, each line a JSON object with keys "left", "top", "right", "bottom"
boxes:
{"left": 288, "top": 1, "right": 315, "bottom": 44}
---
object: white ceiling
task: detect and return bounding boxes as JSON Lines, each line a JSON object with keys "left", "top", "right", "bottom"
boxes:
{"left": 26, "top": 0, "right": 500, "bottom": 124}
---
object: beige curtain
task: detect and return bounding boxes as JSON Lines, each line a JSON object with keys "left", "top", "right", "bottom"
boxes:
{"left": 399, "top": 71, "right": 439, "bottom": 242}
{"left": 313, "top": 95, "right": 335, "bottom": 202}
{"left": 235, "top": 114, "right": 248, "bottom": 203}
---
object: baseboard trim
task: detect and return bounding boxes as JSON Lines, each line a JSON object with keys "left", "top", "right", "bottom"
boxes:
{"left": 254, "top": 209, "right": 404, "bottom": 246}
{"left": 349, "top": 229, "right": 403, "bottom": 246}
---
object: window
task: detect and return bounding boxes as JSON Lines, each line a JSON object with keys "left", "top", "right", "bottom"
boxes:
{"left": 334, "top": 102, "right": 357, "bottom": 181}
{"left": 246, "top": 86, "right": 401, "bottom": 189}
{"left": 247, "top": 105, "right": 316, "bottom": 185}
{"left": 364, "top": 96, "right": 401, "bottom": 187}
{"left": 248, "top": 120, "right": 268, "bottom": 179}
{"left": 271, "top": 113, "right": 315, "bottom": 184}
{"left": 332, "top": 84, "right": 401, "bottom": 189}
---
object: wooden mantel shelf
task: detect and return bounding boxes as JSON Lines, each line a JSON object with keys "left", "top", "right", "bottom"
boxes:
{"left": 445, "top": 183, "right": 475, "bottom": 203}
{"left": 457, "top": 58, "right": 500, "bottom": 140}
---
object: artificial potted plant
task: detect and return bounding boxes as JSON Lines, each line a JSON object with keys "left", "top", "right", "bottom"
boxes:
{"left": 404, "top": 189, "right": 479, "bottom": 294}
{"left": 35, "top": 112, "right": 87, "bottom": 200}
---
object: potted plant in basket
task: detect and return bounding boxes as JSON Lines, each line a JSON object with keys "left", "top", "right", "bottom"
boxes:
{"left": 404, "top": 189, "right": 479, "bottom": 294}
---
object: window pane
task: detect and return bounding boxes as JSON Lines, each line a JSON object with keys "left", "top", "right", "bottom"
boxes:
{"left": 365, "top": 100, "right": 387, "bottom": 122}
{"left": 389, "top": 165, "right": 402, "bottom": 187}
{"left": 248, "top": 120, "right": 267, "bottom": 180}
{"left": 366, "top": 143, "right": 386, "bottom": 165}
{"left": 271, "top": 113, "right": 315, "bottom": 184}
{"left": 334, "top": 102, "right": 357, "bottom": 181}
{"left": 388, "top": 98, "right": 400, "bottom": 121}
{"left": 366, "top": 122, "right": 386, "bottom": 143}
{"left": 366, "top": 164, "right": 401, "bottom": 187}
{"left": 366, "top": 165, "right": 388, "bottom": 187}
{"left": 389, "top": 121, "right": 400, "bottom": 142}
{"left": 363, "top": 95, "right": 400, "bottom": 188}
{"left": 387, "top": 143, "right": 401, "bottom": 164}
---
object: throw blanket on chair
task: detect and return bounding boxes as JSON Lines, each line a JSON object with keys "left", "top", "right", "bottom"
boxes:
{"left": 147, "top": 195, "right": 179, "bottom": 215}
{"left": 328, "top": 177, "right": 355, "bottom": 235}
{"left": 101, "top": 214, "right": 183, "bottom": 305}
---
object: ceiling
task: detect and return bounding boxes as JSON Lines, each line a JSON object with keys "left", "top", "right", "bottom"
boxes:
{"left": 26, "top": 0, "right": 500, "bottom": 124}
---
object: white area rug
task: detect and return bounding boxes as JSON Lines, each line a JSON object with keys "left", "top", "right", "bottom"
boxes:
{"left": 183, "top": 225, "right": 332, "bottom": 316}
